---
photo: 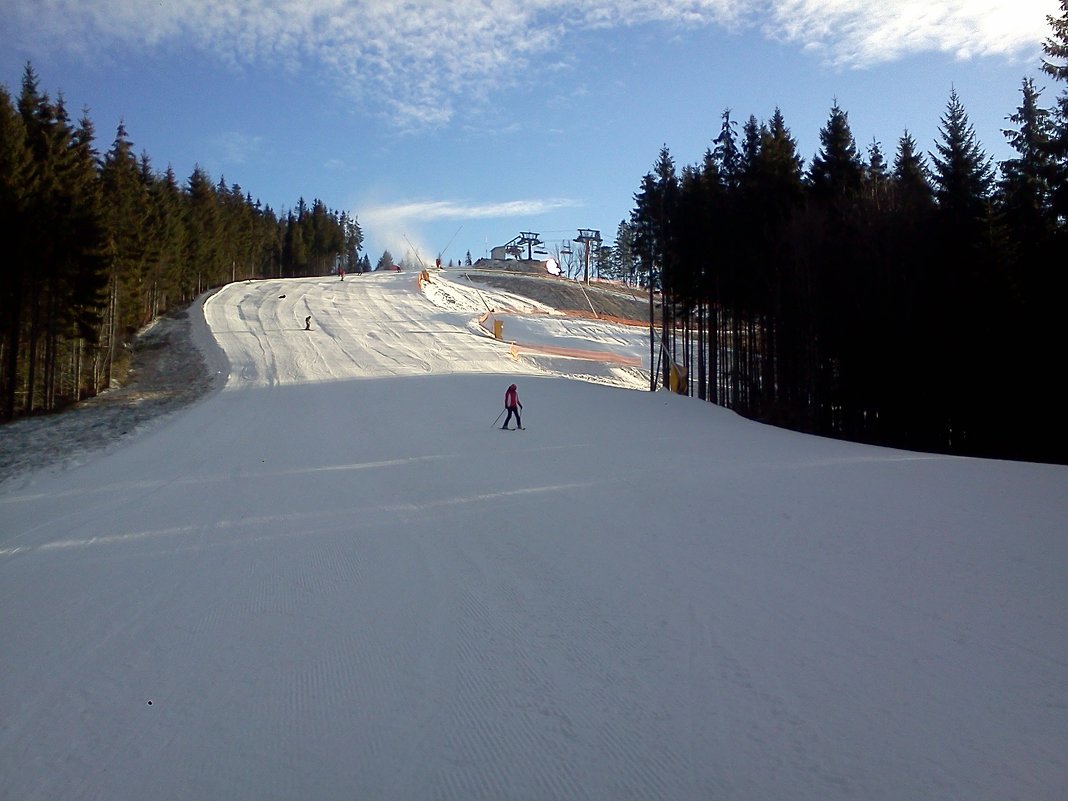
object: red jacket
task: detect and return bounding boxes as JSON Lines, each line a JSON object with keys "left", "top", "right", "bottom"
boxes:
{"left": 504, "top": 385, "right": 521, "bottom": 409}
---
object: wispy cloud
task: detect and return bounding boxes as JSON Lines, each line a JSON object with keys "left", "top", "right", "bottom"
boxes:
{"left": 10, "top": 0, "right": 1058, "bottom": 128}
{"left": 763, "top": 0, "right": 1058, "bottom": 66}
{"left": 359, "top": 196, "right": 582, "bottom": 258}
{"left": 211, "top": 131, "right": 265, "bottom": 165}
{"left": 362, "top": 197, "right": 582, "bottom": 227}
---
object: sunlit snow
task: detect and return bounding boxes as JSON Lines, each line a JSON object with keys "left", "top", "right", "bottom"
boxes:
{"left": 2, "top": 271, "right": 1065, "bottom": 801}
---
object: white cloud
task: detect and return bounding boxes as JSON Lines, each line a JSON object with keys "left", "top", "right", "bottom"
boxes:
{"left": 9, "top": 0, "right": 1058, "bottom": 128}
{"left": 763, "top": 0, "right": 1059, "bottom": 67}
{"left": 362, "top": 197, "right": 582, "bottom": 228}
{"left": 8, "top": 0, "right": 742, "bottom": 128}
{"left": 212, "top": 131, "right": 265, "bottom": 165}
{"left": 358, "top": 195, "right": 582, "bottom": 260}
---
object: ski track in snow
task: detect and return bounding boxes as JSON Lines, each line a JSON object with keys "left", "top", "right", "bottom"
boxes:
{"left": 1, "top": 272, "right": 1066, "bottom": 801}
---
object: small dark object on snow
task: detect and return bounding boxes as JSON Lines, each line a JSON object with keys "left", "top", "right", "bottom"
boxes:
{"left": 278, "top": 294, "right": 286, "bottom": 298}
{"left": 304, "top": 315, "right": 312, "bottom": 331}
{"left": 147, "top": 700, "right": 153, "bottom": 706}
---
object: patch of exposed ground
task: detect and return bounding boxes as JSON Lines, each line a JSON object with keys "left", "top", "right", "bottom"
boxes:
{"left": 455, "top": 269, "right": 658, "bottom": 325}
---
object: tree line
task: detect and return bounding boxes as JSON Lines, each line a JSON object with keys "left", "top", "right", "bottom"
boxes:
{"left": 617, "top": 4, "right": 1068, "bottom": 464}
{"left": 0, "top": 65, "right": 365, "bottom": 421}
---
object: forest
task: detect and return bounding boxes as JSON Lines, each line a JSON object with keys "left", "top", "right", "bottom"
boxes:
{"left": 616, "top": 5, "right": 1068, "bottom": 464}
{"left": 4, "top": 6, "right": 1068, "bottom": 466}
{"left": 0, "top": 65, "right": 365, "bottom": 422}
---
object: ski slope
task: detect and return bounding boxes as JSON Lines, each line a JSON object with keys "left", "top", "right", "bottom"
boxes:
{"left": 2, "top": 271, "right": 1066, "bottom": 801}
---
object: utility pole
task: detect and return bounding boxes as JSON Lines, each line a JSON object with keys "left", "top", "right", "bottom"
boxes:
{"left": 575, "top": 229, "right": 601, "bottom": 284}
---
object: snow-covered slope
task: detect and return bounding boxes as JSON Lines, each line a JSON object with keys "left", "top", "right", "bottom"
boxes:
{"left": 2, "top": 272, "right": 1065, "bottom": 801}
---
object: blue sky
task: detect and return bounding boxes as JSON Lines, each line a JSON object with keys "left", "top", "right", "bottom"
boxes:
{"left": 4, "top": 0, "right": 1061, "bottom": 267}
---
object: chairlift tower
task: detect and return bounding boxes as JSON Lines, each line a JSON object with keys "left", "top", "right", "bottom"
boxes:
{"left": 497, "top": 231, "right": 544, "bottom": 260}
{"left": 517, "top": 232, "right": 543, "bottom": 260}
{"left": 575, "top": 229, "right": 601, "bottom": 284}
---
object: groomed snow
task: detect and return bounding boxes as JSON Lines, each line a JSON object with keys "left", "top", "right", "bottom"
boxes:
{"left": 1, "top": 271, "right": 1066, "bottom": 801}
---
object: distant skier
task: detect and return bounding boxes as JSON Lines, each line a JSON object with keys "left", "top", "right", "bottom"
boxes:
{"left": 502, "top": 383, "right": 523, "bottom": 430}
{"left": 339, "top": 266, "right": 345, "bottom": 281}
{"left": 304, "top": 315, "right": 312, "bottom": 331}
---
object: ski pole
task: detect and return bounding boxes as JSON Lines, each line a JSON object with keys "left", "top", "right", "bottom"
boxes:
{"left": 492, "top": 408, "right": 506, "bottom": 427}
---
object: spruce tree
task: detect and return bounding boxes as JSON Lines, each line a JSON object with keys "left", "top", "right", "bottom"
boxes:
{"left": 930, "top": 88, "right": 995, "bottom": 222}
{"left": 809, "top": 102, "right": 864, "bottom": 205}
{"left": 153, "top": 165, "right": 189, "bottom": 304}
{"left": 630, "top": 148, "right": 679, "bottom": 389}
{"left": 15, "top": 79, "right": 108, "bottom": 411}
{"left": 1044, "top": 0, "right": 1068, "bottom": 81}
{"left": 1040, "top": 0, "right": 1068, "bottom": 225}
{"left": 865, "top": 139, "right": 890, "bottom": 210}
{"left": 712, "top": 109, "right": 741, "bottom": 190}
{"left": 612, "top": 219, "right": 638, "bottom": 286}
{"left": 631, "top": 148, "right": 678, "bottom": 292}
{"left": 283, "top": 212, "right": 308, "bottom": 275}
{"left": 0, "top": 85, "right": 35, "bottom": 419}
{"left": 62, "top": 109, "right": 110, "bottom": 401}
{"left": 806, "top": 102, "right": 868, "bottom": 436}
{"left": 891, "top": 130, "right": 935, "bottom": 212}
{"left": 340, "top": 212, "right": 363, "bottom": 274}
{"left": 1001, "top": 78, "right": 1055, "bottom": 242}
{"left": 375, "top": 249, "right": 395, "bottom": 271}
{"left": 184, "top": 165, "right": 222, "bottom": 294}
{"left": 740, "top": 115, "right": 761, "bottom": 178}
{"left": 102, "top": 121, "right": 152, "bottom": 335}
{"left": 755, "top": 107, "right": 804, "bottom": 220}
{"left": 929, "top": 89, "right": 1002, "bottom": 455}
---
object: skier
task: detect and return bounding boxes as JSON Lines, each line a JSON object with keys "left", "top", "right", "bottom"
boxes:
{"left": 502, "top": 383, "right": 523, "bottom": 430}
{"left": 304, "top": 315, "right": 312, "bottom": 331}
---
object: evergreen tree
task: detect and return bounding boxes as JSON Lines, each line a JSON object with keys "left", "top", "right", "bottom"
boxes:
{"left": 739, "top": 115, "right": 761, "bottom": 178}
{"left": 809, "top": 102, "right": 864, "bottom": 205}
{"left": 0, "top": 84, "right": 35, "bottom": 419}
{"left": 339, "top": 211, "right": 363, "bottom": 273}
{"left": 930, "top": 88, "right": 995, "bottom": 221}
{"left": 1000, "top": 78, "right": 1055, "bottom": 244}
{"left": 752, "top": 107, "right": 805, "bottom": 222}
{"left": 151, "top": 165, "right": 190, "bottom": 304}
{"left": 282, "top": 211, "right": 307, "bottom": 275}
{"left": 864, "top": 139, "right": 890, "bottom": 210}
{"left": 63, "top": 109, "right": 110, "bottom": 400}
{"left": 612, "top": 219, "right": 638, "bottom": 285}
{"left": 1044, "top": 0, "right": 1068, "bottom": 82}
{"left": 1040, "top": 0, "right": 1068, "bottom": 224}
{"left": 891, "top": 130, "right": 935, "bottom": 212}
{"left": 712, "top": 109, "right": 741, "bottom": 190}
{"left": 804, "top": 103, "right": 869, "bottom": 434}
{"left": 631, "top": 148, "right": 680, "bottom": 304}
{"left": 929, "top": 88, "right": 1003, "bottom": 454}
{"left": 630, "top": 165, "right": 671, "bottom": 390}
{"left": 101, "top": 121, "right": 152, "bottom": 337}
{"left": 16, "top": 73, "right": 109, "bottom": 411}
{"left": 375, "top": 249, "right": 395, "bottom": 271}
{"left": 0, "top": 63, "right": 375, "bottom": 420}
{"left": 185, "top": 165, "right": 222, "bottom": 295}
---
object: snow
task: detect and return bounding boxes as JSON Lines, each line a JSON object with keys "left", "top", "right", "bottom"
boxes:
{"left": 1, "top": 271, "right": 1066, "bottom": 801}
